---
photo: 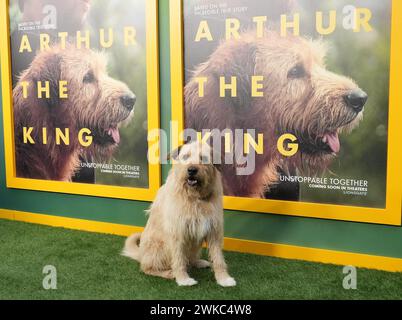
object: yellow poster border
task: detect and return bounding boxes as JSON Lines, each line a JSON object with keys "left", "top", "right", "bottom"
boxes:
{"left": 0, "top": 0, "right": 161, "bottom": 202}
{"left": 170, "top": 0, "right": 402, "bottom": 225}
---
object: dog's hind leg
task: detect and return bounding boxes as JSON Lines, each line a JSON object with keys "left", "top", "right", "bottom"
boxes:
{"left": 139, "top": 241, "right": 174, "bottom": 279}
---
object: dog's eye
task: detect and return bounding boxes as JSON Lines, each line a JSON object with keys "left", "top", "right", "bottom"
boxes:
{"left": 182, "top": 154, "right": 190, "bottom": 161}
{"left": 288, "top": 64, "right": 306, "bottom": 79}
{"left": 83, "top": 70, "right": 95, "bottom": 83}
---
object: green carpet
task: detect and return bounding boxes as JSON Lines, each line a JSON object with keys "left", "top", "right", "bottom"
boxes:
{"left": 1, "top": 218, "right": 402, "bottom": 300}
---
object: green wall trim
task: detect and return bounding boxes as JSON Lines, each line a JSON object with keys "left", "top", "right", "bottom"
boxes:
{"left": 1, "top": 0, "right": 402, "bottom": 260}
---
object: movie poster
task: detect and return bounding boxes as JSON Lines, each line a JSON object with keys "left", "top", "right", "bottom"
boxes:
{"left": 179, "top": 0, "right": 397, "bottom": 213}
{"left": 4, "top": 0, "right": 159, "bottom": 198}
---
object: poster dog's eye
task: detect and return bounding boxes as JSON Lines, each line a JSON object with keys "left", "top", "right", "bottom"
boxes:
{"left": 288, "top": 64, "right": 306, "bottom": 79}
{"left": 83, "top": 70, "right": 95, "bottom": 83}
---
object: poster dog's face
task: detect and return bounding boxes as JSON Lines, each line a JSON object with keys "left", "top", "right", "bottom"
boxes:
{"left": 61, "top": 48, "right": 136, "bottom": 157}
{"left": 23, "top": 46, "right": 136, "bottom": 159}
{"left": 186, "top": 31, "right": 367, "bottom": 174}
{"left": 204, "top": 31, "right": 368, "bottom": 171}
{"left": 258, "top": 33, "right": 367, "bottom": 162}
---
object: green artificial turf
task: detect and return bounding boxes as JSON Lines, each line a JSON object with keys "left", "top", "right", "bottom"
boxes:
{"left": 1, "top": 218, "right": 402, "bottom": 300}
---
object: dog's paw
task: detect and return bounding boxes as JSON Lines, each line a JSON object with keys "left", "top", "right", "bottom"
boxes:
{"left": 217, "top": 277, "right": 236, "bottom": 287}
{"left": 194, "top": 259, "right": 211, "bottom": 269}
{"left": 176, "top": 277, "right": 198, "bottom": 286}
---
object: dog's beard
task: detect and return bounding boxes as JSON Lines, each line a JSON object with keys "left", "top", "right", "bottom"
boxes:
{"left": 79, "top": 126, "right": 119, "bottom": 163}
{"left": 187, "top": 176, "right": 200, "bottom": 187}
{"left": 86, "top": 143, "right": 117, "bottom": 162}
{"left": 286, "top": 110, "right": 362, "bottom": 156}
{"left": 183, "top": 174, "right": 204, "bottom": 191}
{"left": 80, "top": 110, "right": 134, "bottom": 161}
{"left": 177, "top": 172, "right": 215, "bottom": 200}
{"left": 282, "top": 110, "right": 363, "bottom": 175}
{"left": 92, "top": 125, "right": 121, "bottom": 145}
{"left": 287, "top": 152, "right": 334, "bottom": 177}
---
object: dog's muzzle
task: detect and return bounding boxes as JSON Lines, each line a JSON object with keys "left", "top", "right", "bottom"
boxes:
{"left": 187, "top": 167, "right": 199, "bottom": 187}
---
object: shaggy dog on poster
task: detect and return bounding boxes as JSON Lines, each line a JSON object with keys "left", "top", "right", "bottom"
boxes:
{"left": 13, "top": 46, "right": 136, "bottom": 181}
{"left": 185, "top": 32, "right": 368, "bottom": 197}
{"left": 123, "top": 141, "right": 236, "bottom": 287}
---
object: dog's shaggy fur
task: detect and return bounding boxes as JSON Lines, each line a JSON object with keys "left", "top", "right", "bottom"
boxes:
{"left": 123, "top": 141, "right": 235, "bottom": 287}
{"left": 185, "top": 32, "right": 367, "bottom": 197}
{"left": 13, "top": 46, "right": 135, "bottom": 180}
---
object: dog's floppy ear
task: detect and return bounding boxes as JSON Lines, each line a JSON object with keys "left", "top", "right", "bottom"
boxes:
{"left": 167, "top": 144, "right": 184, "bottom": 162}
{"left": 25, "top": 52, "right": 62, "bottom": 109}
{"left": 211, "top": 41, "right": 258, "bottom": 109}
{"left": 167, "top": 137, "right": 194, "bottom": 162}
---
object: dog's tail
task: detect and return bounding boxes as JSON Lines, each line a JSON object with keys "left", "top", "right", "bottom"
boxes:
{"left": 121, "top": 233, "right": 142, "bottom": 262}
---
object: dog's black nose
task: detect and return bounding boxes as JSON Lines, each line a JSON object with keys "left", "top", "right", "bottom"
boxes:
{"left": 187, "top": 167, "right": 198, "bottom": 176}
{"left": 344, "top": 89, "right": 368, "bottom": 113}
{"left": 121, "top": 94, "right": 136, "bottom": 111}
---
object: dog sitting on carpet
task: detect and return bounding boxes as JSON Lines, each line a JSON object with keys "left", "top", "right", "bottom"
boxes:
{"left": 123, "top": 141, "right": 236, "bottom": 287}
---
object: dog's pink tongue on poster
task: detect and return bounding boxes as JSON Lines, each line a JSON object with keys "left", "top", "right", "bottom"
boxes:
{"left": 325, "top": 132, "right": 340, "bottom": 153}
{"left": 108, "top": 128, "right": 120, "bottom": 144}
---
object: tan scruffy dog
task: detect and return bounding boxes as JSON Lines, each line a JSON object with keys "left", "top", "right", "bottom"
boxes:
{"left": 123, "top": 141, "right": 236, "bottom": 287}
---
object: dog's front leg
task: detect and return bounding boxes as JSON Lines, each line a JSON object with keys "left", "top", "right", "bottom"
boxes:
{"left": 171, "top": 239, "right": 198, "bottom": 286}
{"left": 207, "top": 233, "right": 236, "bottom": 287}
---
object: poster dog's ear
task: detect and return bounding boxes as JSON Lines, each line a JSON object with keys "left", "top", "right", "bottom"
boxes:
{"left": 25, "top": 52, "right": 62, "bottom": 109}
{"left": 211, "top": 42, "right": 258, "bottom": 109}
